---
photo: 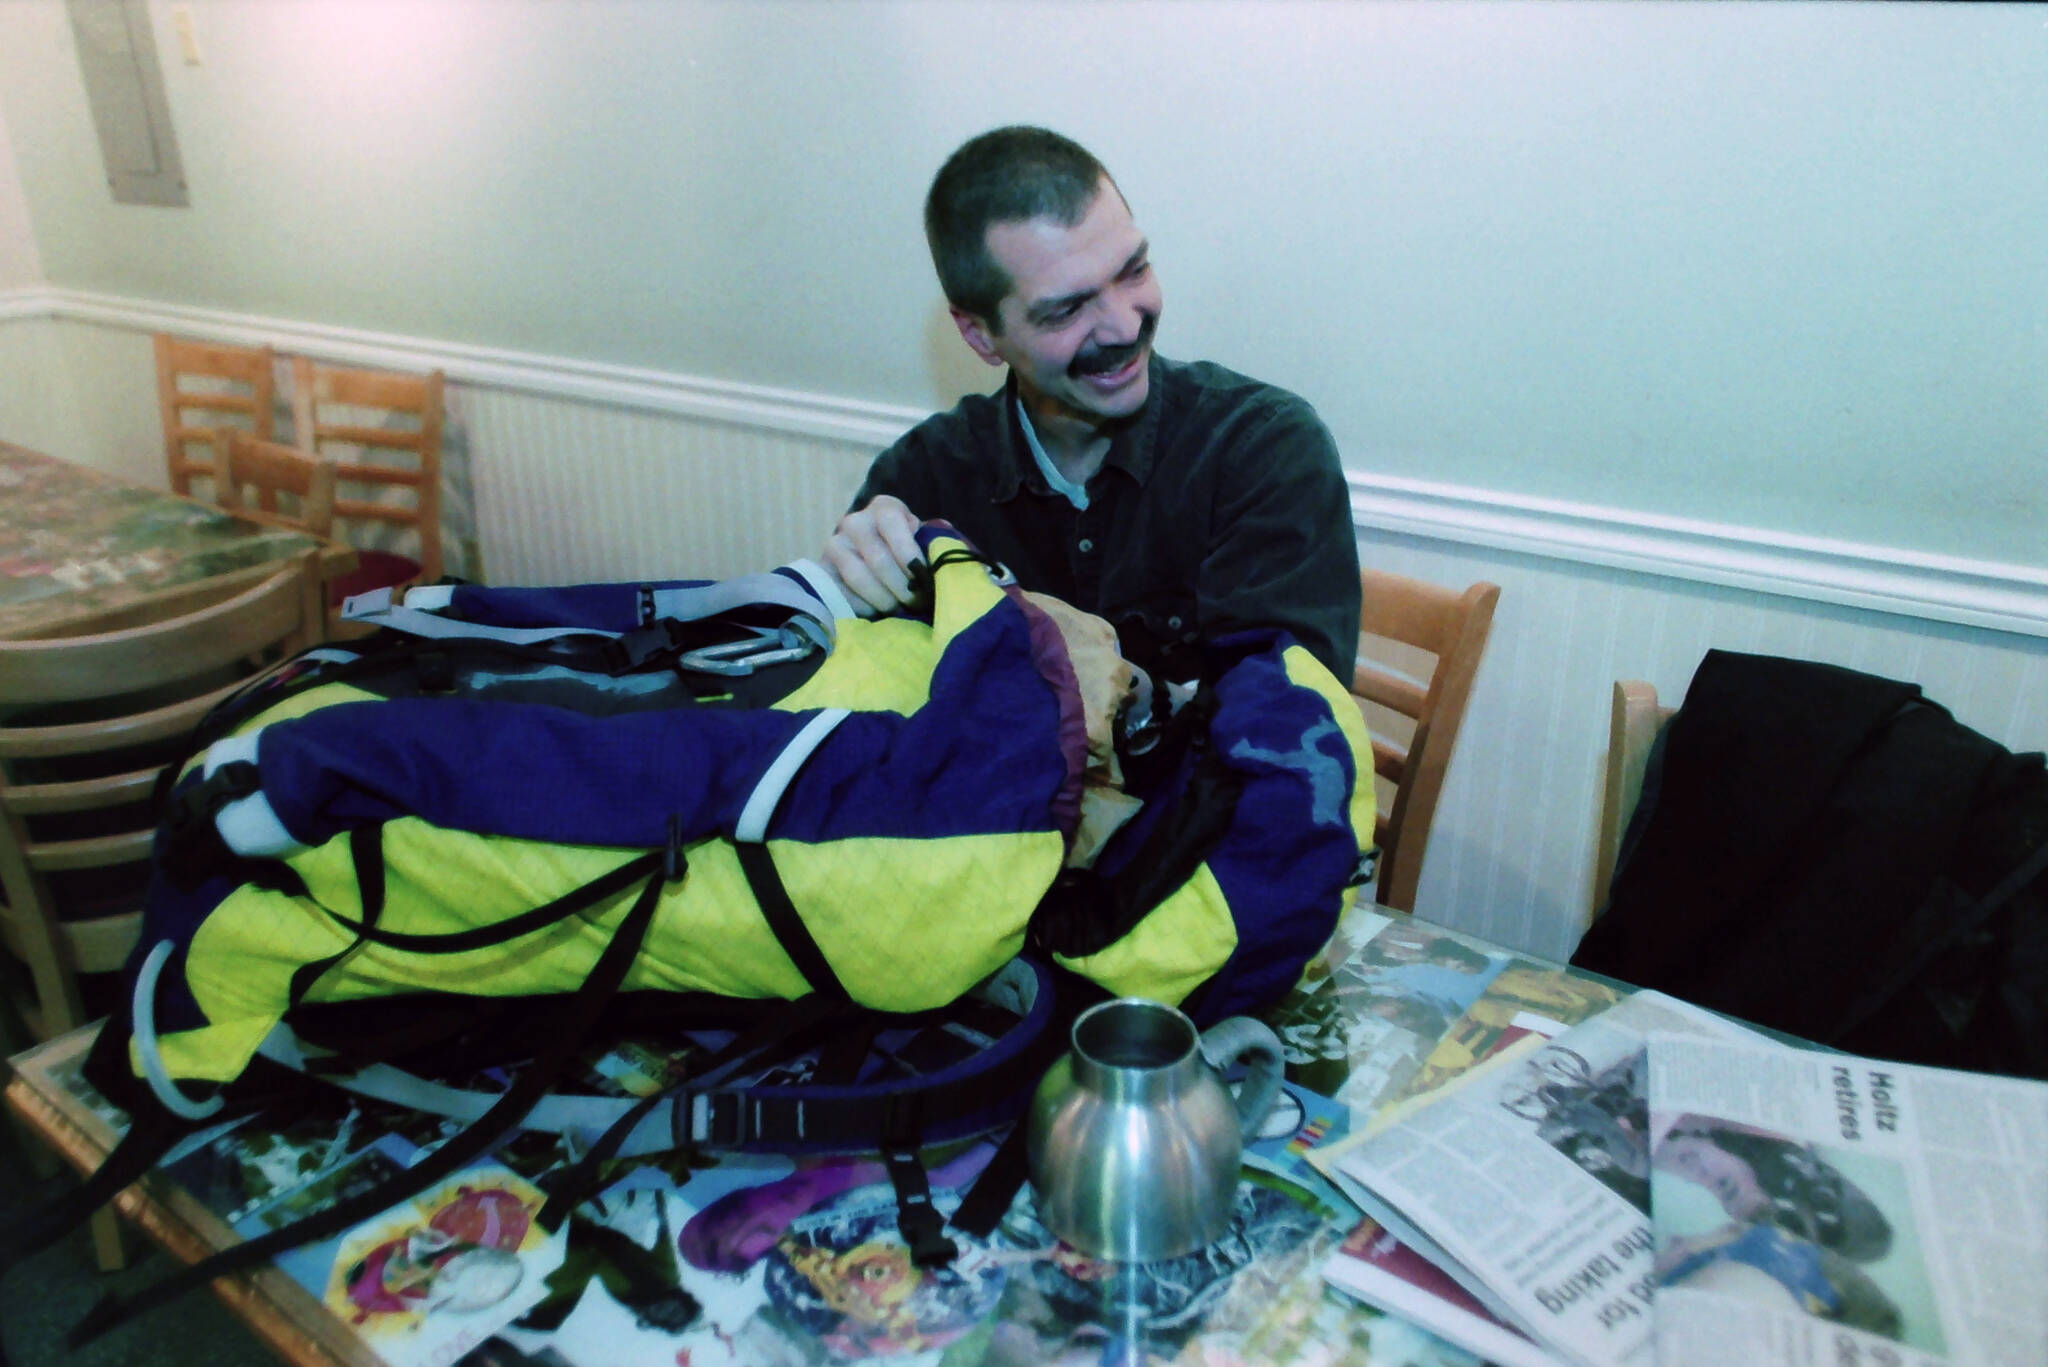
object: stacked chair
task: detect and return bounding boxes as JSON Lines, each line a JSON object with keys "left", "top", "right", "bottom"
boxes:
{"left": 153, "top": 335, "right": 277, "bottom": 500}
{"left": 290, "top": 355, "right": 446, "bottom": 607}
{"left": 152, "top": 334, "right": 449, "bottom": 626}
{"left": 0, "top": 553, "right": 326, "bottom": 1266}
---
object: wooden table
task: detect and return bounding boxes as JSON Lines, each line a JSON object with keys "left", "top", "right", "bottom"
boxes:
{"left": 4, "top": 913, "right": 1626, "bottom": 1367}
{"left": 0, "top": 441, "right": 354, "bottom": 641}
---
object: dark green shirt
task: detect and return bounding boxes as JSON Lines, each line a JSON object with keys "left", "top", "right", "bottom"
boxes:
{"left": 854, "top": 355, "right": 1360, "bottom": 683}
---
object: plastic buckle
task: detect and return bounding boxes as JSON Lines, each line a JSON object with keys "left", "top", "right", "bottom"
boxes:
{"left": 604, "top": 619, "right": 683, "bottom": 674}
{"left": 160, "top": 761, "right": 263, "bottom": 890}
{"left": 340, "top": 586, "right": 395, "bottom": 621}
{"left": 694, "top": 1092, "right": 746, "bottom": 1147}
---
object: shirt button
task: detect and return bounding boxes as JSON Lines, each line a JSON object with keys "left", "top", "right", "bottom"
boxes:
{"left": 1077, "top": 539, "right": 1095, "bottom": 554}
{"left": 1167, "top": 616, "right": 1183, "bottom": 631}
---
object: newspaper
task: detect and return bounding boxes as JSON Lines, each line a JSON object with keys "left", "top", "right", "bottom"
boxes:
{"left": 1267, "top": 907, "right": 1623, "bottom": 1122}
{"left": 1323, "top": 1216, "right": 1563, "bottom": 1367}
{"left": 1313, "top": 990, "right": 1762, "bottom": 1367}
{"left": 1644, "top": 1034, "right": 2048, "bottom": 1367}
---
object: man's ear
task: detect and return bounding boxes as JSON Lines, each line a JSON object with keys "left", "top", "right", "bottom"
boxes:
{"left": 950, "top": 307, "right": 1007, "bottom": 368}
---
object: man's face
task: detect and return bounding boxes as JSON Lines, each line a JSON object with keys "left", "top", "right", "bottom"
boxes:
{"left": 953, "top": 178, "right": 1164, "bottom": 429}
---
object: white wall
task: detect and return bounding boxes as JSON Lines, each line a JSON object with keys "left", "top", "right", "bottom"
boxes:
{"left": 0, "top": 96, "right": 40, "bottom": 291}
{"left": 2, "top": 0, "right": 2044, "bottom": 568}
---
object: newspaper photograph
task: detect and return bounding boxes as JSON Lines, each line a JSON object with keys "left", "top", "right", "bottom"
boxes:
{"left": 1315, "top": 990, "right": 1760, "bottom": 1367}
{"left": 1645, "top": 1034, "right": 2048, "bottom": 1367}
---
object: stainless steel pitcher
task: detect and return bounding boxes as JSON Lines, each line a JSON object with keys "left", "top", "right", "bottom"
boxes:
{"left": 1026, "top": 997, "right": 1284, "bottom": 1262}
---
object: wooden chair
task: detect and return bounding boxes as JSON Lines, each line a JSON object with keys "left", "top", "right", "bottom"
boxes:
{"left": 1350, "top": 569, "right": 1501, "bottom": 913}
{"left": 1591, "top": 680, "right": 1677, "bottom": 921}
{"left": 214, "top": 429, "right": 337, "bottom": 537}
{"left": 291, "top": 357, "right": 447, "bottom": 605}
{"left": 0, "top": 553, "right": 322, "bottom": 1265}
{"left": 154, "top": 334, "right": 277, "bottom": 498}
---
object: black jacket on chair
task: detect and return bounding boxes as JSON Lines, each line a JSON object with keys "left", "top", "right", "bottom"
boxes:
{"left": 1572, "top": 649, "right": 2048, "bottom": 1080}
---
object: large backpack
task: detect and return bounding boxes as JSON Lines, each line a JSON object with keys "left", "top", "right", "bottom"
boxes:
{"left": 3, "top": 526, "right": 1376, "bottom": 1346}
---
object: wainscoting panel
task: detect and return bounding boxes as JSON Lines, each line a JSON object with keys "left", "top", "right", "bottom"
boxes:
{"left": 6, "top": 290, "right": 2044, "bottom": 963}
{"left": 461, "top": 386, "right": 876, "bottom": 586}
{"left": 0, "top": 310, "right": 74, "bottom": 457}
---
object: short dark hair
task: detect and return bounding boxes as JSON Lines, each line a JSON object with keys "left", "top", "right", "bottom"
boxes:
{"left": 924, "top": 126, "right": 1117, "bottom": 327}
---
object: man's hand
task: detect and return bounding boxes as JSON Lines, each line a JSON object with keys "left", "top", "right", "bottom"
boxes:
{"left": 821, "top": 494, "right": 925, "bottom": 616}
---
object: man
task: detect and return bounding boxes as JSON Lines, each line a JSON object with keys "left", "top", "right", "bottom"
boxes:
{"left": 822, "top": 126, "right": 1360, "bottom": 686}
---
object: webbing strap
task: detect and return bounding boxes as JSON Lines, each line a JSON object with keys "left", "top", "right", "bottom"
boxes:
{"left": 343, "top": 569, "right": 838, "bottom": 647}
{"left": 647, "top": 569, "right": 836, "bottom": 638}
{"left": 950, "top": 968, "right": 1103, "bottom": 1240}
{"left": 948, "top": 1120, "right": 1032, "bottom": 1239}
{"left": 781, "top": 558, "right": 860, "bottom": 623}
{"left": 69, "top": 845, "right": 680, "bottom": 1348}
{"left": 735, "top": 841, "right": 849, "bottom": 1002}
{"left": 341, "top": 589, "right": 624, "bottom": 644}
{"left": 534, "top": 1089, "right": 666, "bottom": 1233}
{"left": 0, "top": 1104, "right": 189, "bottom": 1277}
{"left": 882, "top": 1141, "right": 958, "bottom": 1267}
{"left": 1833, "top": 836, "right": 2048, "bottom": 1044}
{"left": 314, "top": 831, "right": 662, "bottom": 955}
{"left": 534, "top": 993, "right": 857, "bottom": 1229}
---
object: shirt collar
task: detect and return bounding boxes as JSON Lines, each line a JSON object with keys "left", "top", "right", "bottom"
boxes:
{"left": 1016, "top": 397, "right": 1089, "bottom": 509}
{"left": 989, "top": 356, "right": 1167, "bottom": 502}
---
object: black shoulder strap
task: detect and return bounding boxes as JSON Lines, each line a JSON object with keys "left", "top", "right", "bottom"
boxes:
{"left": 0, "top": 1104, "right": 192, "bottom": 1280}
{"left": 1831, "top": 836, "right": 2048, "bottom": 1045}
{"left": 67, "top": 843, "right": 682, "bottom": 1348}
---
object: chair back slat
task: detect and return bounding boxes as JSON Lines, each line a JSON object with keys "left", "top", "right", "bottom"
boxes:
{"left": 215, "top": 431, "right": 337, "bottom": 537}
{"left": 293, "top": 358, "right": 446, "bottom": 585}
{"left": 1350, "top": 569, "right": 1501, "bottom": 913}
{"left": 0, "top": 677, "right": 244, "bottom": 761}
{"left": 0, "top": 556, "right": 315, "bottom": 705}
{"left": 0, "top": 553, "right": 322, "bottom": 1042}
{"left": 1591, "top": 680, "right": 1677, "bottom": 922}
{"left": 28, "top": 829, "right": 157, "bottom": 873}
{"left": 155, "top": 334, "right": 276, "bottom": 496}
{"left": 5, "top": 767, "right": 161, "bottom": 816}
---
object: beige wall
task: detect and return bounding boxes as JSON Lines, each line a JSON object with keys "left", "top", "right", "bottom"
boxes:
{"left": 2, "top": 0, "right": 2044, "bottom": 570}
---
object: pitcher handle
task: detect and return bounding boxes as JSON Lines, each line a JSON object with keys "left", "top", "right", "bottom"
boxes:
{"left": 1197, "top": 1015, "right": 1285, "bottom": 1134}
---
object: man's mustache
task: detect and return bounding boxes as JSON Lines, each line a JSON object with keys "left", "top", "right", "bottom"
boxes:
{"left": 1070, "top": 313, "right": 1158, "bottom": 377}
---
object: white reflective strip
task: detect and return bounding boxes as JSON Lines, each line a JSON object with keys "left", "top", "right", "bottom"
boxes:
{"left": 734, "top": 708, "right": 851, "bottom": 843}
{"left": 403, "top": 584, "right": 457, "bottom": 611}
{"left": 201, "top": 733, "right": 303, "bottom": 858}
{"left": 133, "top": 940, "right": 225, "bottom": 1120}
{"left": 202, "top": 732, "right": 258, "bottom": 776}
{"left": 215, "top": 792, "right": 303, "bottom": 859}
{"left": 784, "top": 558, "right": 858, "bottom": 624}
{"left": 343, "top": 598, "right": 622, "bottom": 644}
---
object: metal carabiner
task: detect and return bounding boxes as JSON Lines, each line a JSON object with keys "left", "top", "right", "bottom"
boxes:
{"left": 677, "top": 625, "right": 820, "bottom": 677}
